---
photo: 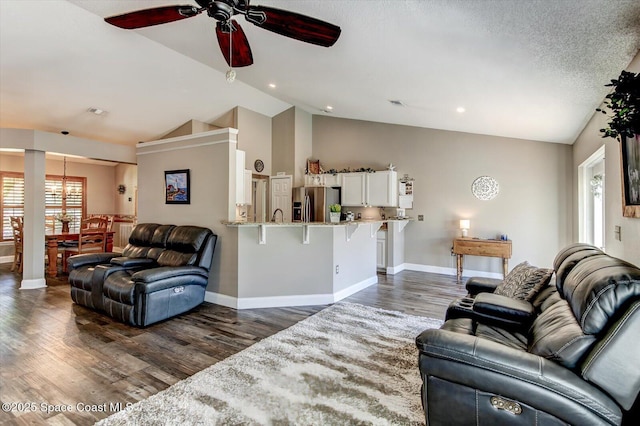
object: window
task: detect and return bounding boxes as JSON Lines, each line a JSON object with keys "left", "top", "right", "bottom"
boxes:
{"left": 1, "top": 172, "right": 86, "bottom": 241}
{"left": 1, "top": 173, "right": 24, "bottom": 240}
{"left": 578, "top": 146, "right": 605, "bottom": 250}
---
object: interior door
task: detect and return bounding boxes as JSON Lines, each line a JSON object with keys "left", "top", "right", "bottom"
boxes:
{"left": 270, "top": 175, "right": 292, "bottom": 222}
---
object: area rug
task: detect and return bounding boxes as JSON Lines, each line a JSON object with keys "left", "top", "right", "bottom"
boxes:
{"left": 98, "top": 302, "right": 442, "bottom": 425}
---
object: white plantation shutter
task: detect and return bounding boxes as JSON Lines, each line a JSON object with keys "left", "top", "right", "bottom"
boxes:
{"left": 1, "top": 172, "right": 86, "bottom": 240}
{"left": 2, "top": 174, "right": 24, "bottom": 240}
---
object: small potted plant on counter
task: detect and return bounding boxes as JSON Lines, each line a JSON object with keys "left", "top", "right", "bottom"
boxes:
{"left": 329, "top": 204, "right": 341, "bottom": 223}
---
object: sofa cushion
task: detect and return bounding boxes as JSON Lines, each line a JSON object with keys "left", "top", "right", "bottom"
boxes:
{"left": 562, "top": 255, "right": 640, "bottom": 335}
{"left": 147, "top": 225, "right": 175, "bottom": 260}
{"left": 156, "top": 226, "right": 213, "bottom": 267}
{"left": 493, "top": 261, "right": 553, "bottom": 301}
{"left": 103, "top": 270, "right": 137, "bottom": 305}
{"left": 475, "top": 323, "right": 528, "bottom": 351}
{"left": 554, "top": 245, "right": 604, "bottom": 294}
{"left": 529, "top": 299, "right": 597, "bottom": 369}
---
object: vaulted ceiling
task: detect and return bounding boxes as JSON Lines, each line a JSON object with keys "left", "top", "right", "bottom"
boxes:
{"left": 1, "top": 0, "right": 639, "bottom": 147}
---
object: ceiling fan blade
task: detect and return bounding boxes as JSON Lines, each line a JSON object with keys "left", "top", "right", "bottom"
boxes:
{"left": 216, "top": 20, "right": 254, "bottom": 67}
{"left": 245, "top": 6, "right": 341, "bottom": 47}
{"left": 104, "top": 5, "right": 201, "bottom": 30}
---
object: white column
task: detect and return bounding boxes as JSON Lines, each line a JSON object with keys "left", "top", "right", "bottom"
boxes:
{"left": 21, "top": 149, "right": 46, "bottom": 289}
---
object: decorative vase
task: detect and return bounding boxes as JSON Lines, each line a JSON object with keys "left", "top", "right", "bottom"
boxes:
{"left": 329, "top": 212, "right": 341, "bottom": 223}
{"left": 61, "top": 220, "right": 70, "bottom": 233}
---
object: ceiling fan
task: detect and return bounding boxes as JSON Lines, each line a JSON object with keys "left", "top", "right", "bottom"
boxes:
{"left": 104, "top": 0, "right": 341, "bottom": 68}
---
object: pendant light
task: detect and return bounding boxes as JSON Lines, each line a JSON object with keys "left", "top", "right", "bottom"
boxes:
{"left": 225, "top": 20, "right": 236, "bottom": 83}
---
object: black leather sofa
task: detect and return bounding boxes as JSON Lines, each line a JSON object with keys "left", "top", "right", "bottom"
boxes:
{"left": 416, "top": 243, "right": 640, "bottom": 425}
{"left": 67, "top": 223, "right": 217, "bottom": 327}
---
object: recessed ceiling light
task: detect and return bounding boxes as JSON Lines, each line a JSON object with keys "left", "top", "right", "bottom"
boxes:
{"left": 389, "top": 100, "right": 405, "bottom": 107}
{"left": 321, "top": 108, "right": 333, "bottom": 114}
{"left": 88, "top": 107, "right": 107, "bottom": 115}
{"left": 326, "top": 105, "right": 333, "bottom": 111}
{"left": 268, "top": 83, "right": 276, "bottom": 89}
{"left": 456, "top": 107, "right": 466, "bottom": 113}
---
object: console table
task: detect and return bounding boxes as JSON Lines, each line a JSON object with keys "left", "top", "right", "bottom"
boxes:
{"left": 453, "top": 238, "right": 512, "bottom": 282}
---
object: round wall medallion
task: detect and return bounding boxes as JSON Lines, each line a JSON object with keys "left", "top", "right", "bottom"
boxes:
{"left": 254, "top": 159, "right": 264, "bottom": 173}
{"left": 471, "top": 176, "right": 499, "bottom": 200}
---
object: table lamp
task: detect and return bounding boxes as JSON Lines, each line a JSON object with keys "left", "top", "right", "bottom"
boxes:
{"left": 459, "top": 219, "right": 470, "bottom": 237}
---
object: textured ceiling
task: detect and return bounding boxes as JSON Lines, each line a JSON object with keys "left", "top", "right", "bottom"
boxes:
{"left": 1, "top": 0, "right": 640, "bottom": 147}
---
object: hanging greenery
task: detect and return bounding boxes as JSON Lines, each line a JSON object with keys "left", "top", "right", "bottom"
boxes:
{"left": 596, "top": 70, "right": 640, "bottom": 141}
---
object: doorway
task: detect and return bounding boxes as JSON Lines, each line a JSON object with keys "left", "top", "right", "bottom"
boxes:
{"left": 248, "top": 174, "right": 269, "bottom": 223}
{"left": 269, "top": 175, "right": 292, "bottom": 222}
{"left": 578, "top": 146, "right": 605, "bottom": 249}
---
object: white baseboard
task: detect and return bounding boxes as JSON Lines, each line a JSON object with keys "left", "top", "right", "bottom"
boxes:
{"left": 403, "top": 263, "right": 503, "bottom": 280}
{"left": 20, "top": 278, "right": 47, "bottom": 289}
{"left": 332, "top": 275, "right": 378, "bottom": 301}
{"left": 385, "top": 263, "right": 406, "bottom": 275}
{"left": 205, "top": 275, "right": 379, "bottom": 310}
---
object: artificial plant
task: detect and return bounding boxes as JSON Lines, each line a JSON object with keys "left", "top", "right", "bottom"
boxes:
{"left": 596, "top": 70, "right": 640, "bottom": 140}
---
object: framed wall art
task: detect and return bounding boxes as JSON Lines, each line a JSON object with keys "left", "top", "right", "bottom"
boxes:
{"left": 165, "top": 169, "right": 190, "bottom": 204}
{"left": 620, "top": 135, "right": 640, "bottom": 218}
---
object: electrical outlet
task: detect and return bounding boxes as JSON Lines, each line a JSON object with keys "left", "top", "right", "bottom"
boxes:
{"left": 336, "top": 265, "right": 339, "bottom": 274}
{"left": 418, "top": 215, "right": 424, "bottom": 221}
{"left": 450, "top": 247, "right": 456, "bottom": 256}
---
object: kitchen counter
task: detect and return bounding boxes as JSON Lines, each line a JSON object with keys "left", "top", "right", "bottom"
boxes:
{"left": 210, "top": 218, "right": 411, "bottom": 310}
{"left": 222, "top": 218, "right": 411, "bottom": 226}
{"left": 222, "top": 219, "right": 411, "bottom": 244}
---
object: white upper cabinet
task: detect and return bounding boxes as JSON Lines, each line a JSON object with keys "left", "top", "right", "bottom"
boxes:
{"left": 342, "top": 173, "right": 367, "bottom": 206}
{"left": 342, "top": 171, "right": 398, "bottom": 207}
{"left": 304, "top": 173, "right": 342, "bottom": 187}
{"left": 236, "top": 150, "right": 252, "bottom": 205}
{"left": 367, "top": 171, "right": 398, "bottom": 207}
{"left": 244, "top": 169, "right": 252, "bottom": 205}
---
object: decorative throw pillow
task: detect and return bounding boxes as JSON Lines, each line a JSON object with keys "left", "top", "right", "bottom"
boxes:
{"left": 494, "top": 261, "right": 553, "bottom": 301}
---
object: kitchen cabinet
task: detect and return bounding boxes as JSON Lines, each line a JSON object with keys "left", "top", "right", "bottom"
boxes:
{"left": 376, "top": 230, "right": 387, "bottom": 269}
{"left": 342, "top": 171, "right": 398, "bottom": 207}
{"left": 304, "top": 173, "right": 342, "bottom": 187}
{"left": 341, "top": 173, "right": 366, "bottom": 206}
{"left": 235, "top": 150, "right": 252, "bottom": 205}
{"left": 244, "top": 170, "right": 252, "bottom": 205}
{"left": 368, "top": 171, "right": 398, "bottom": 207}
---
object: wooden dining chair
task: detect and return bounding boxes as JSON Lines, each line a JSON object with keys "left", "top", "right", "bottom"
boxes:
{"left": 44, "top": 215, "right": 57, "bottom": 233}
{"left": 84, "top": 216, "right": 109, "bottom": 230}
{"left": 10, "top": 216, "right": 24, "bottom": 273}
{"left": 62, "top": 224, "right": 107, "bottom": 272}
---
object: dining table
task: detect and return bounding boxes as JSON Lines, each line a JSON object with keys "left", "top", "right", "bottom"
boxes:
{"left": 45, "top": 231, "right": 115, "bottom": 277}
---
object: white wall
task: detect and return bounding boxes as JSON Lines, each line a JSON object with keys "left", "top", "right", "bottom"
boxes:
{"left": 312, "top": 116, "right": 573, "bottom": 274}
{"left": 572, "top": 52, "right": 640, "bottom": 266}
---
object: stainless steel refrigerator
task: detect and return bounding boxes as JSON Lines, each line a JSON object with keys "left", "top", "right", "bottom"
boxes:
{"left": 292, "top": 186, "right": 341, "bottom": 222}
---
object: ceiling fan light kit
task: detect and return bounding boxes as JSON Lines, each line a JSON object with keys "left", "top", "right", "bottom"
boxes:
{"left": 104, "top": 0, "right": 341, "bottom": 73}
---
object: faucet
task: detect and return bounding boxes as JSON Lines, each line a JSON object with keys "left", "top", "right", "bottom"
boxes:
{"left": 271, "top": 208, "right": 284, "bottom": 223}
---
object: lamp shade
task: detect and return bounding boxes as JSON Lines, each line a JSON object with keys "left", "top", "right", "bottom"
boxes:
{"left": 459, "top": 219, "right": 470, "bottom": 230}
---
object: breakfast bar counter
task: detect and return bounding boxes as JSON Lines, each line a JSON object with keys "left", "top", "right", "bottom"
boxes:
{"left": 213, "top": 219, "right": 409, "bottom": 309}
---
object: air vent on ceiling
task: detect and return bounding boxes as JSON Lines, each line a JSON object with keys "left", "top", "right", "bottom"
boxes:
{"left": 87, "top": 107, "right": 108, "bottom": 115}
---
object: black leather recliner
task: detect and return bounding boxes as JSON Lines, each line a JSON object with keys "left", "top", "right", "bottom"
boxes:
{"left": 68, "top": 223, "right": 217, "bottom": 327}
{"left": 416, "top": 244, "right": 640, "bottom": 425}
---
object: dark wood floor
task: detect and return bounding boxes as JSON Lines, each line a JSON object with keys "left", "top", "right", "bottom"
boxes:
{"left": 0, "top": 265, "right": 466, "bottom": 425}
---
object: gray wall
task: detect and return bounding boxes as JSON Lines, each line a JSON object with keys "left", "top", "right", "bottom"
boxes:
{"left": 572, "top": 52, "right": 640, "bottom": 266}
{"left": 136, "top": 131, "right": 236, "bottom": 297}
{"left": 236, "top": 107, "right": 273, "bottom": 176}
{"left": 312, "top": 116, "right": 574, "bottom": 273}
